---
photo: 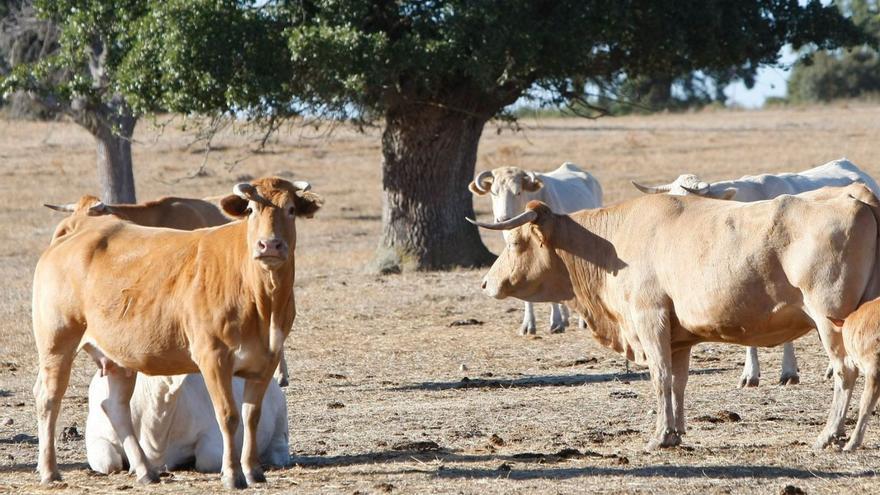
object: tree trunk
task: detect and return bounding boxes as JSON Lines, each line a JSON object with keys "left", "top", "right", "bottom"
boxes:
{"left": 92, "top": 114, "right": 137, "bottom": 204}
{"left": 375, "top": 105, "right": 495, "bottom": 272}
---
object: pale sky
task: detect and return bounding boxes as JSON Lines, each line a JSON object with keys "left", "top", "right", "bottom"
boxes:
{"left": 723, "top": 46, "right": 799, "bottom": 108}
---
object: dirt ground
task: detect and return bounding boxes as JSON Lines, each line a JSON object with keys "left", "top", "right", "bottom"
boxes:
{"left": 2, "top": 103, "right": 880, "bottom": 494}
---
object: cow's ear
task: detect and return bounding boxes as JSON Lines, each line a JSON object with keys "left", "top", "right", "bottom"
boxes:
{"left": 526, "top": 200, "right": 555, "bottom": 245}
{"left": 468, "top": 180, "right": 490, "bottom": 195}
{"left": 718, "top": 187, "right": 737, "bottom": 200}
{"left": 523, "top": 177, "right": 543, "bottom": 192}
{"left": 220, "top": 195, "right": 249, "bottom": 218}
{"left": 294, "top": 191, "right": 323, "bottom": 218}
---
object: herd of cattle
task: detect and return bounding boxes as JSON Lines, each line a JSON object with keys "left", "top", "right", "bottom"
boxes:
{"left": 27, "top": 159, "right": 880, "bottom": 488}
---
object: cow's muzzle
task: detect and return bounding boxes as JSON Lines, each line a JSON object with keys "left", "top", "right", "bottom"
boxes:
{"left": 481, "top": 275, "right": 503, "bottom": 299}
{"left": 254, "top": 238, "right": 288, "bottom": 264}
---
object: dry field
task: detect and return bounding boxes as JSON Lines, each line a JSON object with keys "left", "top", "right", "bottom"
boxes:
{"left": 2, "top": 103, "right": 880, "bottom": 494}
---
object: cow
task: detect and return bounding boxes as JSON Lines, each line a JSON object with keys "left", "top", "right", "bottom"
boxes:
{"left": 471, "top": 184, "right": 880, "bottom": 451}
{"left": 86, "top": 372, "right": 290, "bottom": 474}
{"left": 44, "top": 194, "right": 291, "bottom": 388}
{"left": 32, "top": 177, "right": 321, "bottom": 488}
{"left": 827, "top": 301, "right": 880, "bottom": 451}
{"left": 631, "top": 158, "right": 880, "bottom": 387}
{"left": 469, "top": 162, "right": 602, "bottom": 334}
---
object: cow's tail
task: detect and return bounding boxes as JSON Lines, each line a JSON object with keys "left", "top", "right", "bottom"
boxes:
{"left": 850, "top": 185, "right": 880, "bottom": 304}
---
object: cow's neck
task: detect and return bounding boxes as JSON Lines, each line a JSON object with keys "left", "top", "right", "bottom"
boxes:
{"left": 244, "top": 246, "right": 296, "bottom": 358}
{"left": 553, "top": 211, "right": 630, "bottom": 357}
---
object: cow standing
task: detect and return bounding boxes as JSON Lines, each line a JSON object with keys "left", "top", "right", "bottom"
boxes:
{"left": 32, "top": 177, "right": 321, "bottom": 488}
{"left": 44, "top": 194, "right": 291, "bottom": 387}
{"left": 469, "top": 162, "right": 602, "bottom": 334}
{"left": 472, "top": 184, "right": 880, "bottom": 450}
{"left": 632, "top": 158, "right": 880, "bottom": 387}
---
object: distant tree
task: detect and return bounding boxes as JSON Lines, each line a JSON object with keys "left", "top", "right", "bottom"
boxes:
{"left": 6, "top": 1, "right": 867, "bottom": 271}
{"left": 788, "top": 0, "right": 880, "bottom": 102}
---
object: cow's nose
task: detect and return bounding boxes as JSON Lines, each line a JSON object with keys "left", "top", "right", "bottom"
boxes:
{"left": 257, "top": 238, "right": 286, "bottom": 256}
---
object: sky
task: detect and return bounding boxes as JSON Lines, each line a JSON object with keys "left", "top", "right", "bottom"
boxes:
{"left": 723, "top": 46, "right": 800, "bottom": 108}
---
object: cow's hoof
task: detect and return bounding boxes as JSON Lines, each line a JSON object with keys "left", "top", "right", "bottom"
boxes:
{"left": 40, "top": 471, "right": 62, "bottom": 485}
{"left": 578, "top": 318, "right": 587, "bottom": 330}
{"left": 779, "top": 373, "right": 800, "bottom": 386}
{"left": 644, "top": 430, "right": 681, "bottom": 451}
{"left": 222, "top": 471, "right": 248, "bottom": 490}
{"left": 842, "top": 440, "right": 861, "bottom": 452}
{"left": 245, "top": 468, "right": 267, "bottom": 484}
{"left": 813, "top": 432, "right": 845, "bottom": 452}
{"left": 137, "top": 470, "right": 160, "bottom": 484}
{"left": 739, "top": 375, "right": 760, "bottom": 388}
{"left": 548, "top": 325, "right": 566, "bottom": 334}
{"left": 519, "top": 324, "right": 536, "bottom": 336}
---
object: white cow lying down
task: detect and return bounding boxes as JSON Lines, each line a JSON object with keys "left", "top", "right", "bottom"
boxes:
{"left": 632, "top": 158, "right": 880, "bottom": 387}
{"left": 86, "top": 372, "right": 290, "bottom": 474}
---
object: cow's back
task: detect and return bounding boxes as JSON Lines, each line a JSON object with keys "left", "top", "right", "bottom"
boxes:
{"left": 539, "top": 162, "right": 602, "bottom": 213}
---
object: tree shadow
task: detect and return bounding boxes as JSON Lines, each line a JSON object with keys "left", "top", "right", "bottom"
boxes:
{"left": 435, "top": 464, "right": 876, "bottom": 481}
{"left": 393, "top": 368, "right": 730, "bottom": 392}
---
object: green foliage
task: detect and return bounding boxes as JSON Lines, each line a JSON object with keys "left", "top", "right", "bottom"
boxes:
{"left": 788, "top": 0, "right": 880, "bottom": 103}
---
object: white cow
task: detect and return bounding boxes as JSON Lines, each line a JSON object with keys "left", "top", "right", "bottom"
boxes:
{"left": 86, "top": 372, "right": 290, "bottom": 474}
{"left": 470, "top": 162, "right": 602, "bottom": 334}
{"left": 632, "top": 158, "right": 880, "bottom": 387}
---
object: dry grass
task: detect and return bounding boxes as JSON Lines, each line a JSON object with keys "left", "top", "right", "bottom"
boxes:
{"left": 2, "top": 103, "right": 880, "bottom": 494}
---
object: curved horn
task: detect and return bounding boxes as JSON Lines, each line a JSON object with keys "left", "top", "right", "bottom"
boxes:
{"left": 472, "top": 170, "right": 494, "bottom": 193}
{"left": 525, "top": 171, "right": 539, "bottom": 183}
{"left": 466, "top": 209, "right": 538, "bottom": 230}
{"left": 292, "top": 180, "right": 312, "bottom": 192}
{"left": 631, "top": 180, "right": 671, "bottom": 194}
{"left": 233, "top": 182, "right": 258, "bottom": 200}
{"left": 681, "top": 185, "right": 710, "bottom": 195}
{"left": 44, "top": 203, "right": 75, "bottom": 213}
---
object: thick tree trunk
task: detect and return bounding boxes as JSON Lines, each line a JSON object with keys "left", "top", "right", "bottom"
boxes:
{"left": 375, "top": 105, "right": 495, "bottom": 272}
{"left": 92, "top": 116, "right": 137, "bottom": 204}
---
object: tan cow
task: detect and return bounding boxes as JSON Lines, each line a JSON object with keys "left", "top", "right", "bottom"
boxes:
{"left": 828, "top": 301, "right": 880, "bottom": 451}
{"left": 45, "top": 194, "right": 230, "bottom": 230}
{"left": 472, "top": 184, "right": 880, "bottom": 450}
{"left": 44, "top": 194, "right": 291, "bottom": 387}
{"left": 32, "top": 177, "right": 321, "bottom": 488}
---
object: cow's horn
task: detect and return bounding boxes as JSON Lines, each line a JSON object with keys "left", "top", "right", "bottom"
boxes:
{"left": 472, "top": 170, "right": 494, "bottom": 193}
{"left": 631, "top": 181, "right": 671, "bottom": 194}
{"left": 525, "top": 171, "right": 540, "bottom": 183}
{"left": 681, "top": 185, "right": 710, "bottom": 195}
{"left": 466, "top": 209, "right": 538, "bottom": 230}
{"left": 292, "top": 180, "right": 312, "bottom": 192}
{"left": 233, "top": 183, "right": 258, "bottom": 200}
{"left": 44, "top": 203, "right": 76, "bottom": 212}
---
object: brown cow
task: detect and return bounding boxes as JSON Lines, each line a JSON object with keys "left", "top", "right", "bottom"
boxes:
{"left": 32, "top": 177, "right": 321, "bottom": 488}
{"left": 44, "top": 194, "right": 230, "bottom": 230}
{"left": 472, "top": 184, "right": 880, "bottom": 450}
{"left": 44, "top": 193, "right": 292, "bottom": 387}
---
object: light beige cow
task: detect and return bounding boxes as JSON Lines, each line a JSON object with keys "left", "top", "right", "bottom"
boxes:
{"left": 472, "top": 184, "right": 880, "bottom": 450}
{"left": 828, "top": 300, "right": 880, "bottom": 450}
{"left": 32, "top": 177, "right": 321, "bottom": 488}
{"left": 44, "top": 194, "right": 291, "bottom": 387}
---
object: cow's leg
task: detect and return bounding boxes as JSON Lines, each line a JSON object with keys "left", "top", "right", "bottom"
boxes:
{"left": 671, "top": 346, "right": 691, "bottom": 435}
{"left": 520, "top": 302, "right": 537, "bottom": 335}
{"left": 273, "top": 352, "right": 289, "bottom": 387}
{"left": 637, "top": 313, "right": 678, "bottom": 450}
{"left": 812, "top": 312, "right": 857, "bottom": 450}
{"left": 241, "top": 376, "right": 273, "bottom": 484}
{"left": 33, "top": 348, "right": 77, "bottom": 484}
{"left": 843, "top": 365, "right": 880, "bottom": 451}
{"left": 549, "top": 304, "right": 567, "bottom": 334}
{"left": 199, "top": 351, "right": 246, "bottom": 489}
{"left": 779, "top": 342, "right": 800, "bottom": 386}
{"left": 578, "top": 317, "right": 587, "bottom": 330}
{"left": 740, "top": 347, "right": 761, "bottom": 388}
{"left": 101, "top": 370, "right": 158, "bottom": 483}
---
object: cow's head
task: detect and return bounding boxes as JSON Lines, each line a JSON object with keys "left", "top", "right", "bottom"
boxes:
{"left": 220, "top": 177, "right": 322, "bottom": 270}
{"left": 469, "top": 201, "right": 574, "bottom": 303}
{"left": 631, "top": 174, "right": 737, "bottom": 200}
{"left": 469, "top": 167, "right": 544, "bottom": 230}
{"left": 44, "top": 195, "right": 110, "bottom": 216}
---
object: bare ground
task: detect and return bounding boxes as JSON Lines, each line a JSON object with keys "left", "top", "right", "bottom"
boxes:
{"left": 2, "top": 103, "right": 880, "bottom": 494}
